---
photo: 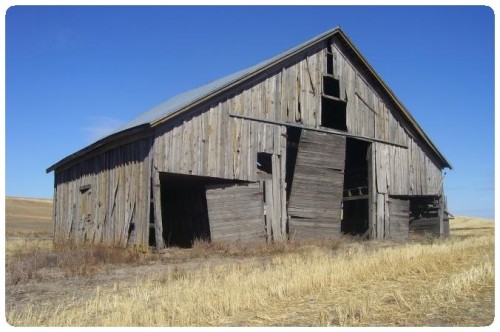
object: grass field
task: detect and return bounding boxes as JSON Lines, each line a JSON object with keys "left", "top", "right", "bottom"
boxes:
{"left": 4, "top": 197, "right": 495, "bottom": 326}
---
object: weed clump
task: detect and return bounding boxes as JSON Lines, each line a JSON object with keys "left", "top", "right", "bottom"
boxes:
{"left": 6, "top": 240, "right": 143, "bottom": 284}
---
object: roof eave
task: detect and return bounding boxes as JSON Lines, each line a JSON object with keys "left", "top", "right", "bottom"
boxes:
{"left": 46, "top": 124, "right": 151, "bottom": 173}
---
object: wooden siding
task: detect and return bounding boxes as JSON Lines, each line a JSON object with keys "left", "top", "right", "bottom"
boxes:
{"left": 288, "top": 130, "right": 345, "bottom": 238}
{"left": 373, "top": 141, "right": 442, "bottom": 197}
{"left": 206, "top": 183, "right": 266, "bottom": 242}
{"left": 153, "top": 42, "right": 442, "bottom": 195}
{"left": 154, "top": 107, "right": 287, "bottom": 182}
{"left": 331, "top": 42, "right": 443, "bottom": 197}
{"left": 53, "top": 137, "right": 153, "bottom": 250}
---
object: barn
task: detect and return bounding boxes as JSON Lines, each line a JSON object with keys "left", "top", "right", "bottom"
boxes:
{"left": 46, "top": 27, "right": 452, "bottom": 251}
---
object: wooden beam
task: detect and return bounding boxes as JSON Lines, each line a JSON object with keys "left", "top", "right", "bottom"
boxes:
{"left": 321, "top": 94, "right": 344, "bottom": 102}
{"left": 305, "top": 57, "right": 316, "bottom": 96}
{"left": 355, "top": 91, "right": 377, "bottom": 114}
{"left": 342, "top": 195, "right": 368, "bottom": 201}
{"left": 229, "top": 113, "right": 408, "bottom": 149}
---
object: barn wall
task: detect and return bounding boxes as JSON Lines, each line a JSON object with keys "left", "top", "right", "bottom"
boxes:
{"left": 53, "top": 137, "right": 153, "bottom": 250}
{"left": 151, "top": 41, "right": 445, "bottom": 241}
{"left": 330, "top": 42, "right": 444, "bottom": 197}
{"left": 329, "top": 39, "right": 445, "bottom": 239}
{"left": 153, "top": 104, "right": 287, "bottom": 182}
{"left": 154, "top": 42, "right": 443, "bottom": 194}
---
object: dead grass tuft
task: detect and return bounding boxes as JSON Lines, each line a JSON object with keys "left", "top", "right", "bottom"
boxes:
{"left": 189, "top": 236, "right": 345, "bottom": 259}
{"left": 53, "top": 241, "right": 142, "bottom": 277}
{"left": 6, "top": 240, "right": 143, "bottom": 284}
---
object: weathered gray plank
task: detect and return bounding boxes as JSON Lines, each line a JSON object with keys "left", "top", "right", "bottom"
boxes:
{"left": 388, "top": 197, "right": 409, "bottom": 240}
{"left": 206, "top": 183, "right": 265, "bottom": 243}
{"left": 288, "top": 130, "right": 345, "bottom": 238}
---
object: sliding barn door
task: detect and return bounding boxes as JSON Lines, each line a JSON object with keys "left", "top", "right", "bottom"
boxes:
{"left": 288, "top": 130, "right": 346, "bottom": 239}
{"left": 205, "top": 183, "right": 266, "bottom": 243}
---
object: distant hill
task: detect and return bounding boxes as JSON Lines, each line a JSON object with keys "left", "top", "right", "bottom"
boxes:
{"left": 5, "top": 196, "right": 53, "bottom": 236}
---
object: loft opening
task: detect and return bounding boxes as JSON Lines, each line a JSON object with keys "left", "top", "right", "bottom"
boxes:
{"left": 341, "top": 138, "right": 370, "bottom": 236}
{"left": 321, "top": 74, "right": 346, "bottom": 131}
{"left": 321, "top": 97, "right": 346, "bottom": 131}
{"left": 326, "top": 42, "right": 334, "bottom": 75}
{"left": 323, "top": 75, "right": 340, "bottom": 97}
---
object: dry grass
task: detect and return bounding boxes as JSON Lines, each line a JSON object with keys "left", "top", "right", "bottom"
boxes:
{"left": 189, "top": 236, "right": 343, "bottom": 259}
{"left": 4, "top": 196, "right": 494, "bottom": 327}
{"left": 5, "top": 197, "right": 53, "bottom": 236}
{"left": 6, "top": 241, "right": 146, "bottom": 284}
{"left": 6, "top": 217, "right": 494, "bottom": 327}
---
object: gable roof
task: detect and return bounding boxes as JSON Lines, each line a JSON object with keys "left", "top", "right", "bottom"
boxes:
{"left": 47, "top": 27, "right": 451, "bottom": 173}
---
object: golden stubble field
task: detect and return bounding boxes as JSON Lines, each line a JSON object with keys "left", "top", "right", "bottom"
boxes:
{"left": 4, "top": 197, "right": 495, "bottom": 326}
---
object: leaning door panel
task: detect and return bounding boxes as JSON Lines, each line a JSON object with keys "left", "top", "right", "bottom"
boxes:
{"left": 205, "top": 183, "right": 266, "bottom": 243}
{"left": 288, "top": 130, "right": 346, "bottom": 239}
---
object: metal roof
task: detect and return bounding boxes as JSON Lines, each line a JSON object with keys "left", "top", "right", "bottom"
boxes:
{"left": 47, "top": 27, "right": 451, "bottom": 172}
{"left": 107, "top": 27, "right": 341, "bottom": 136}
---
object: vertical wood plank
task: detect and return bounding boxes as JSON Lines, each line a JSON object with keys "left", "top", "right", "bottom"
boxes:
{"left": 264, "top": 179, "right": 274, "bottom": 241}
{"left": 271, "top": 153, "right": 282, "bottom": 241}
{"left": 376, "top": 193, "right": 385, "bottom": 239}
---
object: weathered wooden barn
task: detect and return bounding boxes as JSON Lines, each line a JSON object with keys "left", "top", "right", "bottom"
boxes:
{"left": 46, "top": 27, "right": 452, "bottom": 251}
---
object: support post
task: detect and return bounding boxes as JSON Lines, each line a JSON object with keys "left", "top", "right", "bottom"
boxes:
{"left": 152, "top": 169, "right": 165, "bottom": 250}
{"left": 367, "top": 144, "right": 377, "bottom": 239}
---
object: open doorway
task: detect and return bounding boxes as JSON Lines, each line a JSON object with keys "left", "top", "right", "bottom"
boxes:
{"left": 157, "top": 173, "right": 237, "bottom": 248}
{"left": 341, "top": 138, "right": 370, "bottom": 235}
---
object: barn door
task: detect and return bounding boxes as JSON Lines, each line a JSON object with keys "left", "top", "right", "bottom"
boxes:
{"left": 288, "top": 130, "right": 346, "bottom": 238}
{"left": 205, "top": 183, "right": 266, "bottom": 243}
{"left": 388, "top": 197, "right": 410, "bottom": 240}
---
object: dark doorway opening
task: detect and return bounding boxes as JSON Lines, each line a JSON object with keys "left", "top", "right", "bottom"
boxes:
{"left": 341, "top": 138, "right": 370, "bottom": 235}
{"left": 409, "top": 195, "right": 441, "bottom": 236}
{"left": 285, "top": 127, "right": 301, "bottom": 202}
{"left": 159, "top": 173, "right": 239, "bottom": 248}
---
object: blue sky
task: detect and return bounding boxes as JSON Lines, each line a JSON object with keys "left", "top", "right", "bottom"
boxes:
{"left": 5, "top": 6, "right": 495, "bottom": 218}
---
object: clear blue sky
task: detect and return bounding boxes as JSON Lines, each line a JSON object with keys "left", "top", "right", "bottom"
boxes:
{"left": 5, "top": 6, "right": 495, "bottom": 218}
